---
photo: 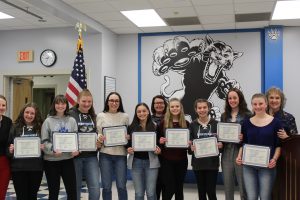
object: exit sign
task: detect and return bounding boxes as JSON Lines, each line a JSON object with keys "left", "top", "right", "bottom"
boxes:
{"left": 17, "top": 50, "right": 33, "bottom": 62}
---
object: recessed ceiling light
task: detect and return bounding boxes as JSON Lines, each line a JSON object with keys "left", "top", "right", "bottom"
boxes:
{"left": 272, "top": 1, "right": 300, "bottom": 20}
{"left": 0, "top": 12, "right": 14, "bottom": 19}
{"left": 121, "top": 9, "right": 166, "bottom": 27}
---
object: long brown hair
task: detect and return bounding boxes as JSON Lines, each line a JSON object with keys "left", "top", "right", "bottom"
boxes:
{"left": 222, "top": 88, "right": 251, "bottom": 121}
{"left": 164, "top": 98, "right": 187, "bottom": 128}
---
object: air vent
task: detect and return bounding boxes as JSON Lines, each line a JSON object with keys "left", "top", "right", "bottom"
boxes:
{"left": 164, "top": 17, "right": 200, "bottom": 26}
{"left": 235, "top": 13, "right": 271, "bottom": 22}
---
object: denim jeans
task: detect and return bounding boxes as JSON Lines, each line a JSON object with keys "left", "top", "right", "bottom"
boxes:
{"left": 131, "top": 158, "right": 158, "bottom": 200}
{"left": 99, "top": 153, "right": 128, "bottom": 200}
{"left": 243, "top": 165, "right": 276, "bottom": 200}
{"left": 74, "top": 156, "right": 100, "bottom": 200}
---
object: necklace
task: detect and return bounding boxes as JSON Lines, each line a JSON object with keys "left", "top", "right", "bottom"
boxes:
{"left": 198, "top": 117, "right": 210, "bottom": 128}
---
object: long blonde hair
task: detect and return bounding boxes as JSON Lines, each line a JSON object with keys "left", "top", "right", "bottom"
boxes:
{"left": 164, "top": 98, "right": 187, "bottom": 128}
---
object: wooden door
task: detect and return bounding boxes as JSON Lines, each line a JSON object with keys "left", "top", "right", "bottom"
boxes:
{"left": 13, "top": 78, "right": 33, "bottom": 121}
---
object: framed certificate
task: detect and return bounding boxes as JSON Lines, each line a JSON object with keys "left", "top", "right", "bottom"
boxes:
{"left": 165, "top": 128, "right": 189, "bottom": 148}
{"left": 14, "top": 137, "right": 41, "bottom": 158}
{"left": 103, "top": 125, "right": 128, "bottom": 147}
{"left": 193, "top": 137, "right": 219, "bottom": 158}
{"left": 217, "top": 122, "right": 241, "bottom": 143}
{"left": 132, "top": 132, "right": 156, "bottom": 151}
{"left": 242, "top": 144, "right": 270, "bottom": 168}
{"left": 78, "top": 132, "right": 97, "bottom": 151}
{"left": 53, "top": 132, "right": 78, "bottom": 152}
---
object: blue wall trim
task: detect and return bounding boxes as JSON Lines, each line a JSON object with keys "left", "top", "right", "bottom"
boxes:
{"left": 264, "top": 26, "right": 283, "bottom": 92}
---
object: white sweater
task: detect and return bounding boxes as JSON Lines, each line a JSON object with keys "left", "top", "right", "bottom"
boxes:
{"left": 96, "top": 112, "right": 129, "bottom": 156}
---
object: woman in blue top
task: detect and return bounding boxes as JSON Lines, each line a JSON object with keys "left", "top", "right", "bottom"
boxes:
{"left": 221, "top": 88, "right": 251, "bottom": 200}
{"left": 236, "top": 93, "right": 281, "bottom": 200}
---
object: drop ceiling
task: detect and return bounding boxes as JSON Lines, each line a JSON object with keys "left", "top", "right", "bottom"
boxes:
{"left": 0, "top": 0, "right": 299, "bottom": 34}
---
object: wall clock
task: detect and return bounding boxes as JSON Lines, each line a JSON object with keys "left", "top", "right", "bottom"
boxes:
{"left": 40, "top": 49, "right": 57, "bottom": 67}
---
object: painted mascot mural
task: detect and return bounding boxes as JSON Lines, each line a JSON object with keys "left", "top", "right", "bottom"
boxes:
{"left": 152, "top": 35, "right": 244, "bottom": 120}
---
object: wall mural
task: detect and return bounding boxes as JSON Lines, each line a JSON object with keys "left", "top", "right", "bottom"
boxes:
{"left": 151, "top": 35, "right": 244, "bottom": 120}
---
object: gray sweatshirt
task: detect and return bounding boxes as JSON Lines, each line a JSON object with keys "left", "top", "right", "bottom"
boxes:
{"left": 41, "top": 115, "right": 78, "bottom": 161}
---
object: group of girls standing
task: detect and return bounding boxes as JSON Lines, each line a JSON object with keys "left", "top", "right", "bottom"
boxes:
{"left": 0, "top": 85, "right": 298, "bottom": 200}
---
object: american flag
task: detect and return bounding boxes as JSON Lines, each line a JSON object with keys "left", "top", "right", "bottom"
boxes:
{"left": 66, "top": 36, "right": 87, "bottom": 106}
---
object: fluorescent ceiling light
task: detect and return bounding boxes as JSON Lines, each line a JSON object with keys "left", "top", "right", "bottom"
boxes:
{"left": 121, "top": 9, "right": 166, "bottom": 27}
{"left": 0, "top": 12, "right": 14, "bottom": 19}
{"left": 272, "top": 1, "right": 300, "bottom": 20}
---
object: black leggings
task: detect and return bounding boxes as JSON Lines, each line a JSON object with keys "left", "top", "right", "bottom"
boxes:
{"left": 12, "top": 170, "right": 43, "bottom": 200}
{"left": 194, "top": 170, "right": 218, "bottom": 200}
{"left": 44, "top": 159, "right": 77, "bottom": 200}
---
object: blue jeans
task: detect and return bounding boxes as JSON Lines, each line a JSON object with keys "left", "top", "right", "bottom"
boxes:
{"left": 74, "top": 156, "right": 100, "bottom": 200}
{"left": 243, "top": 165, "right": 276, "bottom": 200}
{"left": 131, "top": 158, "right": 158, "bottom": 200}
{"left": 99, "top": 153, "right": 128, "bottom": 200}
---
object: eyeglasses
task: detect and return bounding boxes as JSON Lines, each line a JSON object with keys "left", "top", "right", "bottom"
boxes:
{"left": 108, "top": 99, "right": 120, "bottom": 104}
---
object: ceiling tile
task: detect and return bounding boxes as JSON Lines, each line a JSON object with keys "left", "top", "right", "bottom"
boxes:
{"left": 236, "top": 21, "right": 269, "bottom": 28}
{"left": 67, "top": 1, "right": 116, "bottom": 13}
{"left": 171, "top": 24, "right": 204, "bottom": 31}
{"left": 107, "top": 0, "right": 153, "bottom": 11}
{"left": 100, "top": 20, "right": 136, "bottom": 28}
{"left": 270, "top": 19, "right": 300, "bottom": 27}
{"left": 191, "top": 0, "right": 233, "bottom": 6}
{"left": 149, "top": 0, "right": 192, "bottom": 8}
{"left": 140, "top": 26, "right": 173, "bottom": 33}
{"left": 199, "top": 15, "right": 235, "bottom": 24}
{"left": 235, "top": 2, "right": 276, "bottom": 14}
{"left": 156, "top": 7, "right": 197, "bottom": 18}
{"left": 202, "top": 23, "right": 235, "bottom": 30}
{"left": 195, "top": 4, "right": 234, "bottom": 16}
{"left": 111, "top": 26, "right": 142, "bottom": 34}
{"left": 88, "top": 12, "right": 126, "bottom": 21}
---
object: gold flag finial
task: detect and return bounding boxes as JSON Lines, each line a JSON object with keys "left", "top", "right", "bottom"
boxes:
{"left": 75, "top": 22, "right": 86, "bottom": 51}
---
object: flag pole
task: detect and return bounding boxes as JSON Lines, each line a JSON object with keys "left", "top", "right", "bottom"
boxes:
{"left": 66, "top": 22, "right": 88, "bottom": 107}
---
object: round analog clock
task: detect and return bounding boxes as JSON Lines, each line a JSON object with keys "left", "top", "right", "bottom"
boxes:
{"left": 40, "top": 49, "right": 57, "bottom": 67}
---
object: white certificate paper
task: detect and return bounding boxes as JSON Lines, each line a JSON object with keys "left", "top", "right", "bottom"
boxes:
{"left": 217, "top": 122, "right": 241, "bottom": 143}
{"left": 78, "top": 132, "right": 97, "bottom": 151}
{"left": 165, "top": 128, "right": 189, "bottom": 148}
{"left": 132, "top": 132, "right": 156, "bottom": 151}
{"left": 53, "top": 132, "right": 78, "bottom": 152}
{"left": 242, "top": 144, "right": 270, "bottom": 168}
{"left": 193, "top": 137, "right": 219, "bottom": 158}
{"left": 14, "top": 137, "right": 41, "bottom": 158}
{"left": 103, "top": 126, "right": 127, "bottom": 147}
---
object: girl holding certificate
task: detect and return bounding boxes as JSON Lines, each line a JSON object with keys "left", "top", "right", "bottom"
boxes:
{"left": 157, "top": 98, "right": 189, "bottom": 200}
{"left": 41, "top": 95, "right": 78, "bottom": 200}
{"left": 236, "top": 93, "right": 281, "bottom": 200}
{"left": 189, "top": 99, "right": 222, "bottom": 200}
{"left": 0, "top": 95, "right": 12, "bottom": 200}
{"left": 7, "top": 102, "right": 44, "bottom": 200}
{"left": 96, "top": 92, "right": 129, "bottom": 200}
{"left": 127, "top": 103, "right": 161, "bottom": 200}
{"left": 221, "top": 88, "right": 251, "bottom": 200}
{"left": 69, "top": 89, "right": 100, "bottom": 200}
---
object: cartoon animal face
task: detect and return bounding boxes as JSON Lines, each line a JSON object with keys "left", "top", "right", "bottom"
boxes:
{"left": 203, "top": 35, "right": 243, "bottom": 84}
{"left": 152, "top": 36, "right": 205, "bottom": 76}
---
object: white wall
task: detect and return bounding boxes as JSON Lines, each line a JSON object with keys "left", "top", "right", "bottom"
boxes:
{"left": 116, "top": 34, "right": 138, "bottom": 120}
{"left": 283, "top": 27, "right": 300, "bottom": 130}
{"left": 33, "top": 75, "right": 69, "bottom": 95}
{"left": 0, "top": 26, "right": 117, "bottom": 115}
